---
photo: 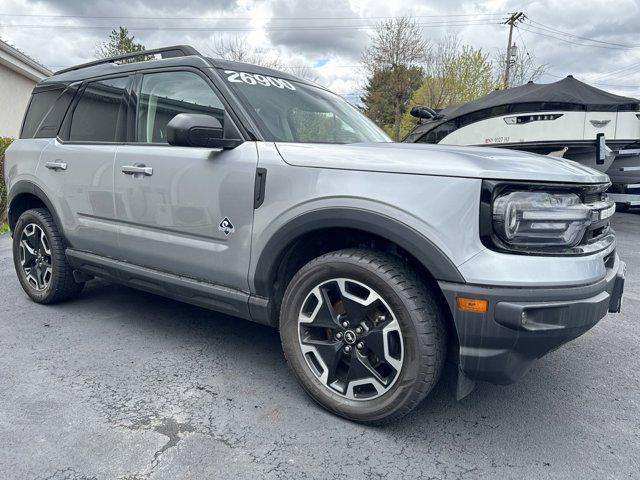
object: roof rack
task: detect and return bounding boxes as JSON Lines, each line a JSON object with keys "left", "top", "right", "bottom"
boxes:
{"left": 54, "top": 45, "right": 201, "bottom": 75}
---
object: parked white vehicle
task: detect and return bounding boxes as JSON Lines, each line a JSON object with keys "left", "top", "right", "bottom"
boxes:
{"left": 405, "top": 76, "right": 640, "bottom": 191}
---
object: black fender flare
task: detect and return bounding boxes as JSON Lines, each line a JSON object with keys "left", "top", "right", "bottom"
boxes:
{"left": 252, "top": 207, "right": 465, "bottom": 296}
{"left": 7, "top": 180, "right": 63, "bottom": 235}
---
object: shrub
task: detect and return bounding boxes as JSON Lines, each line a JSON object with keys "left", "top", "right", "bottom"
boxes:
{"left": 0, "top": 137, "right": 14, "bottom": 224}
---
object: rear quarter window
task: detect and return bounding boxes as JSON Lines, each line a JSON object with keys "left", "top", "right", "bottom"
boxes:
{"left": 20, "top": 88, "right": 65, "bottom": 139}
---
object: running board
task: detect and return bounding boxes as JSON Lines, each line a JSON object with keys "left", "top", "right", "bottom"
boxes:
{"left": 65, "top": 249, "right": 273, "bottom": 326}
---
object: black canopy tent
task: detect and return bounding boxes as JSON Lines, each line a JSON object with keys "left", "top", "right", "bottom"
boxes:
{"left": 405, "top": 76, "right": 640, "bottom": 143}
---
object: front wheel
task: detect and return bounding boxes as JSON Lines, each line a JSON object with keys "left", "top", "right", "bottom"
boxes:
{"left": 280, "top": 249, "right": 446, "bottom": 424}
{"left": 12, "top": 208, "right": 84, "bottom": 304}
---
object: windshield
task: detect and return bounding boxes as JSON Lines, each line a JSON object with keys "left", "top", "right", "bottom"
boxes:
{"left": 218, "top": 69, "right": 390, "bottom": 144}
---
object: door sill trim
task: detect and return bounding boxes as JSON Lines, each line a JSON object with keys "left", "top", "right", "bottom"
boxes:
{"left": 65, "top": 249, "right": 273, "bottom": 326}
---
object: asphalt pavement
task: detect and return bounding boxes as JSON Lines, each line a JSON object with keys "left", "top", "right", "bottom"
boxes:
{"left": 0, "top": 213, "right": 638, "bottom": 480}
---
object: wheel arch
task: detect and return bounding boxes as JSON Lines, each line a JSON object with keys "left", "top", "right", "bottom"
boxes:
{"left": 252, "top": 207, "right": 465, "bottom": 299}
{"left": 7, "top": 181, "right": 63, "bottom": 237}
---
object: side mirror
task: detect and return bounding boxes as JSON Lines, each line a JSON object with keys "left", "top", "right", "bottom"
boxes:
{"left": 167, "top": 113, "right": 243, "bottom": 149}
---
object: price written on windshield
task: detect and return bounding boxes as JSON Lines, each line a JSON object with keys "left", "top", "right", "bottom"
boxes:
{"left": 224, "top": 70, "right": 296, "bottom": 90}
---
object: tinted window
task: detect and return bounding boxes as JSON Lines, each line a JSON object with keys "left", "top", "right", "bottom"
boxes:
{"left": 21, "top": 88, "right": 64, "bottom": 138}
{"left": 459, "top": 108, "right": 494, "bottom": 127}
{"left": 137, "top": 71, "right": 225, "bottom": 143}
{"left": 34, "top": 85, "right": 78, "bottom": 139}
{"left": 619, "top": 103, "right": 640, "bottom": 112}
{"left": 69, "top": 77, "right": 129, "bottom": 142}
{"left": 419, "top": 121, "right": 457, "bottom": 144}
{"left": 509, "top": 102, "right": 585, "bottom": 113}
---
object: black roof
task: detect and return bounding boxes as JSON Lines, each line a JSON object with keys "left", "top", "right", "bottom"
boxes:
{"left": 42, "top": 44, "right": 312, "bottom": 86}
{"left": 406, "top": 76, "right": 640, "bottom": 140}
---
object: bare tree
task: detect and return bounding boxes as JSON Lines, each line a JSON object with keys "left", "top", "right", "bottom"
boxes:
{"left": 210, "top": 35, "right": 284, "bottom": 70}
{"left": 362, "top": 17, "right": 430, "bottom": 140}
{"left": 285, "top": 59, "right": 320, "bottom": 83}
{"left": 422, "top": 34, "right": 461, "bottom": 109}
{"left": 493, "top": 47, "right": 548, "bottom": 88}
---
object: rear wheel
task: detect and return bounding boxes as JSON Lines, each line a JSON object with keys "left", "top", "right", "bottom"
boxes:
{"left": 12, "top": 208, "right": 84, "bottom": 304}
{"left": 280, "top": 249, "right": 446, "bottom": 424}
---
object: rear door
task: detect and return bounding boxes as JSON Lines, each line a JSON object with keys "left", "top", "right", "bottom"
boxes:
{"left": 113, "top": 68, "right": 257, "bottom": 290}
{"left": 38, "top": 76, "right": 132, "bottom": 258}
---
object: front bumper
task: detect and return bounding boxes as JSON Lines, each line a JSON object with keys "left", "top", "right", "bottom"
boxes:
{"left": 438, "top": 253, "right": 626, "bottom": 386}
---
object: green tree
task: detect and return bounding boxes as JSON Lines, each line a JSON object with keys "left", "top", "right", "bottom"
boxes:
{"left": 362, "top": 67, "right": 423, "bottom": 137}
{"left": 400, "top": 43, "right": 499, "bottom": 138}
{"left": 361, "top": 17, "right": 429, "bottom": 141}
{"left": 447, "top": 46, "right": 497, "bottom": 103}
{"left": 96, "top": 27, "right": 146, "bottom": 60}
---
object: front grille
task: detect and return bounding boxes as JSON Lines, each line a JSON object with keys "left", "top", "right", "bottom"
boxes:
{"left": 583, "top": 191, "right": 604, "bottom": 204}
{"left": 579, "top": 184, "right": 615, "bottom": 249}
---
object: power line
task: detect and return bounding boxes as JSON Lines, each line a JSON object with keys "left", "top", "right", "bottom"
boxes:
{"left": 0, "top": 21, "right": 503, "bottom": 32}
{"left": 527, "top": 19, "right": 639, "bottom": 49}
{"left": 589, "top": 61, "right": 640, "bottom": 82}
{"left": 516, "top": 25, "right": 631, "bottom": 50}
{"left": 544, "top": 71, "right": 640, "bottom": 89}
{"left": 519, "top": 20, "right": 640, "bottom": 83}
{"left": 0, "top": 12, "right": 510, "bottom": 21}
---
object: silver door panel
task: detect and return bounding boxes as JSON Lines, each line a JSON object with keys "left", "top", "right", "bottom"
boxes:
{"left": 37, "top": 140, "right": 118, "bottom": 257}
{"left": 113, "top": 142, "right": 258, "bottom": 290}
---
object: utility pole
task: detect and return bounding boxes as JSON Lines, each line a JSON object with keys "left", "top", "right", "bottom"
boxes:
{"left": 504, "top": 12, "right": 525, "bottom": 88}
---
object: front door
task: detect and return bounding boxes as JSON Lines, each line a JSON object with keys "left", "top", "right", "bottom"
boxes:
{"left": 113, "top": 69, "right": 257, "bottom": 291}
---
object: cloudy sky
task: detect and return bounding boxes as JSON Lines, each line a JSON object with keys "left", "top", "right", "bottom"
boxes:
{"left": 2, "top": 0, "right": 640, "bottom": 101}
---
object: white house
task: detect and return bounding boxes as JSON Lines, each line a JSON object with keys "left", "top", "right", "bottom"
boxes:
{"left": 0, "top": 39, "right": 51, "bottom": 138}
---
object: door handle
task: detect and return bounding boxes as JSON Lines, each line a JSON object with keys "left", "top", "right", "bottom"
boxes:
{"left": 122, "top": 165, "right": 153, "bottom": 176}
{"left": 45, "top": 161, "right": 67, "bottom": 171}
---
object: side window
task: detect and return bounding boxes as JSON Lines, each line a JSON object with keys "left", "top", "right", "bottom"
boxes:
{"left": 21, "top": 88, "right": 65, "bottom": 139}
{"left": 137, "top": 71, "right": 225, "bottom": 143}
{"left": 69, "top": 77, "right": 129, "bottom": 142}
{"left": 420, "top": 121, "right": 457, "bottom": 144}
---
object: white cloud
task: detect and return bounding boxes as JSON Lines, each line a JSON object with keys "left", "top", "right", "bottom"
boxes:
{"left": 2, "top": 0, "right": 640, "bottom": 98}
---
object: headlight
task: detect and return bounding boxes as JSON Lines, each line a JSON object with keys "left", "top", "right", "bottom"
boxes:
{"left": 493, "top": 191, "right": 592, "bottom": 248}
{"left": 480, "top": 181, "right": 615, "bottom": 255}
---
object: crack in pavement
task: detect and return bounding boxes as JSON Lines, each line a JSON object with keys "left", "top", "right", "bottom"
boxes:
{"left": 118, "top": 416, "right": 196, "bottom": 479}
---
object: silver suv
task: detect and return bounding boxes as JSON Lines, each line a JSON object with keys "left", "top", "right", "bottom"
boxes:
{"left": 5, "top": 45, "right": 626, "bottom": 423}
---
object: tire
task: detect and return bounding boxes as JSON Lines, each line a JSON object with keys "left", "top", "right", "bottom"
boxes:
{"left": 12, "top": 208, "right": 84, "bottom": 304}
{"left": 280, "top": 248, "right": 446, "bottom": 424}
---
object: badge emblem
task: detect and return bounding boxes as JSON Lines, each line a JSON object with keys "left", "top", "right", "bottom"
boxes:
{"left": 218, "top": 217, "right": 235, "bottom": 236}
{"left": 590, "top": 119, "right": 610, "bottom": 128}
{"left": 344, "top": 330, "right": 357, "bottom": 344}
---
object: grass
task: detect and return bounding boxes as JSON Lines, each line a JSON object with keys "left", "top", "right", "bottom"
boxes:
{"left": 0, "top": 223, "right": 8, "bottom": 235}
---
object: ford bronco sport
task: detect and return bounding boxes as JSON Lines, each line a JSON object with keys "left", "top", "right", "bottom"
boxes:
{"left": 5, "top": 46, "right": 626, "bottom": 423}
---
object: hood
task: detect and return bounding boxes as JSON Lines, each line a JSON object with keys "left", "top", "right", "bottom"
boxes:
{"left": 275, "top": 142, "right": 609, "bottom": 184}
